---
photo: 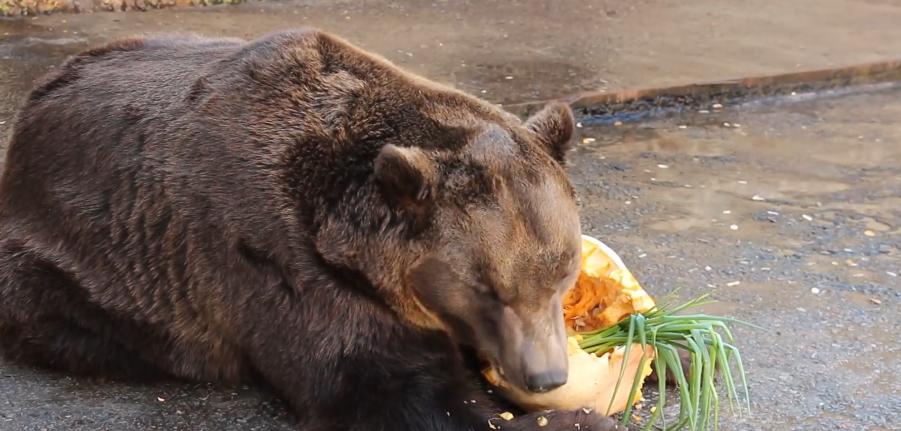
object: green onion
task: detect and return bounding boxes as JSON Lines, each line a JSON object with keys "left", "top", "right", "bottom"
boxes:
{"left": 575, "top": 292, "right": 762, "bottom": 431}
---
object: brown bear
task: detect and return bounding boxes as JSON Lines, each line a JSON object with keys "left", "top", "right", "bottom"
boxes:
{"left": 0, "top": 29, "right": 627, "bottom": 431}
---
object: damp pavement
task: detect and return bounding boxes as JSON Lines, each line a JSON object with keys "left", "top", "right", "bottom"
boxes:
{"left": 1, "top": 1, "right": 901, "bottom": 430}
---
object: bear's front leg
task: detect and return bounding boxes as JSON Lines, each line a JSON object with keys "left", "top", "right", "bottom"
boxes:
{"left": 428, "top": 361, "right": 629, "bottom": 431}
{"left": 237, "top": 280, "right": 626, "bottom": 431}
{"left": 503, "top": 409, "right": 630, "bottom": 431}
{"left": 356, "top": 353, "right": 629, "bottom": 431}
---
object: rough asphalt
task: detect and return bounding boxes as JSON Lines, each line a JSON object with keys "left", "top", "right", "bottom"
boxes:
{"left": 1, "top": 1, "right": 900, "bottom": 430}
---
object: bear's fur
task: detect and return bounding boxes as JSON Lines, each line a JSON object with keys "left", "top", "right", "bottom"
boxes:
{"left": 0, "top": 29, "right": 628, "bottom": 431}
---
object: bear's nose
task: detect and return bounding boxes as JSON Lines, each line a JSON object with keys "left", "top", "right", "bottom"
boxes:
{"left": 523, "top": 370, "right": 568, "bottom": 393}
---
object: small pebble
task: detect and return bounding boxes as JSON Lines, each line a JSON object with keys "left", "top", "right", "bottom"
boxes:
{"left": 864, "top": 230, "right": 876, "bottom": 237}
{"left": 698, "top": 109, "right": 710, "bottom": 114}
{"left": 738, "top": 180, "right": 748, "bottom": 184}
{"left": 723, "top": 210, "right": 732, "bottom": 214}
{"left": 657, "top": 164, "right": 669, "bottom": 169}
{"left": 802, "top": 214, "right": 813, "bottom": 221}
{"left": 730, "top": 224, "right": 739, "bottom": 230}
{"left": 727, "top": 281, "right": 741, "bottom": 287}
{"left": 752, "top": 195, "right": 765, "bottom": 201}
{"left": 724, "top": 122, "right": 731, "bottom": 127}
{"left": 614, "top": 121, "right": 623, "bottom": 126}
{"left": 712, "top": 103, "right": 723, "bottom": 109}
{"left": 679, "top": 125, "right": 688, "bottom": 129}
{"left": 811, "top": 288, "right": 820, "bottom": 294}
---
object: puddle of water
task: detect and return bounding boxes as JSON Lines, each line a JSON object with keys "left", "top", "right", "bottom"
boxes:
{"left": 573, "top": 87, "right": 901, "bottom": 255}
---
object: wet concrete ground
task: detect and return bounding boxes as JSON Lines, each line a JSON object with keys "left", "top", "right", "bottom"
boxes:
{"left": 571, "top": 89, "right": 901, "bottom": 431}
{"left": 3, "top": 0, "right": 901, "bottom": 119}
{"left": 1, "top": 1, "right": 900, "bottom": 430}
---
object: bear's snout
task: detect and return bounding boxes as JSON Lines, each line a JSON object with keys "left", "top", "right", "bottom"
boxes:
{"left": 518, "top": 332, "right": 569, "bottom": 393}
{"left": 500, "top": 303, "right": 570, "bottom": 394}
{"left": 524, "top": 369, "right": 568, "bottom": 393}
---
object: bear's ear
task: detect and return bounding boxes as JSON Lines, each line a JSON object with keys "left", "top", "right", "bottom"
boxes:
{"left": 374, "top": 144, "right": 438, "bottom": 209}
{"left": 524, "top": 101, "right": 575, "bottom": 164}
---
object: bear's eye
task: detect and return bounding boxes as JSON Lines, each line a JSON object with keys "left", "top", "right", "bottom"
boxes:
{"left": 474, "top": 283, "right": 501, "bottom": 302}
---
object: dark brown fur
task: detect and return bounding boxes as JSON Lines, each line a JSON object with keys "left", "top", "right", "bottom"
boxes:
{"left": 0, "top": 30, "right": 629, "bottom": 431}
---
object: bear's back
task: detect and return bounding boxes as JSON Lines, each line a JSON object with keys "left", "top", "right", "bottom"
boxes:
{"left": 1, "top": 34, "right": 247, "bottom": 219}
{"left": 0, "top": 29, "right": 524, "bottom": 322}
{"left": 0, "top": 34, "right": 296, "bottom": 325}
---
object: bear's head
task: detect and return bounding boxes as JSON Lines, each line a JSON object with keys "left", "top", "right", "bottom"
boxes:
{"left": 373, "top": 101, "right": 581, "bottom": 395}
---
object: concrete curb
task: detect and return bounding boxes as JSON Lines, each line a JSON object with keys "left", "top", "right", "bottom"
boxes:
{"left": 0, "top": 0, "right": 254, "bottom": 16}
{"left": 502, "top": 59, "right": 901, "bottom": 123}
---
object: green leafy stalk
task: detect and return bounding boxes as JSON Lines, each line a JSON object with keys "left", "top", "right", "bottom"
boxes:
{"left": 574, "top": 294, "right": 758, "bottom": 431}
